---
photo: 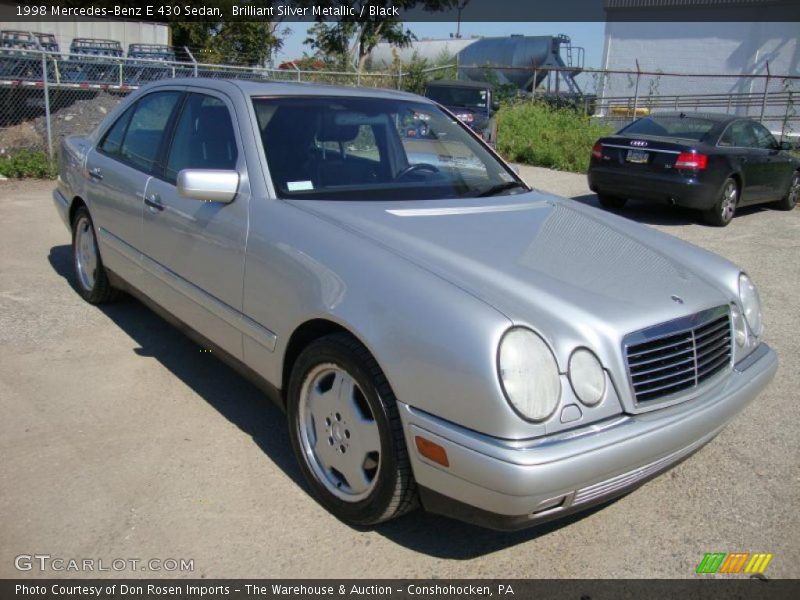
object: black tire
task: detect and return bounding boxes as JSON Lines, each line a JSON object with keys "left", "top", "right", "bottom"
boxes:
{"left": 597, "top": 194, "right": 627, "bottom": 210}
{"left": 704, "top": 177, "right": 738, "bottom": 227}
{"left": 774, "top": 171, "right": 799, "bottom": 211}
{"left": 287, "top": 333, "right": 418, "bottom": 526}
{"left": 71, "top": 206, "right": 120, "bottom": 304}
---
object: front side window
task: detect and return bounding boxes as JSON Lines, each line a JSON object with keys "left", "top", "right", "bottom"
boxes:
{"left": 165, "top": 93, "right": 238, "bottom": 183}
{"left": 119, "top": 91, "right": 181, "bottom": 173}
{"left": 253, "top": 96, "right": 521, "bottom": 201}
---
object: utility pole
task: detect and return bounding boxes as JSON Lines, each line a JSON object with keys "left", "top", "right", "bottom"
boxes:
{"left": 455, "top": 1, "right": 470, "bottom": 39}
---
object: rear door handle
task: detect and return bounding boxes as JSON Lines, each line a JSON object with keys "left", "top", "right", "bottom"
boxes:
{"left": 88, "top": 167, "right": 103, "bottom": 181}
{"left": 145, "top": 193, "right": 164, "bottom": 212}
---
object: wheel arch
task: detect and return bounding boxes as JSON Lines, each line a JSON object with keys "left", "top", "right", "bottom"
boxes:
{"left": 717, "top": 171, "right": 743, "bottom": 205}
{"left": 68, "top": 195, "right": 88, "bottom": 226}
{"left": 281, "top": 318, "right": 366, "bottom": 402}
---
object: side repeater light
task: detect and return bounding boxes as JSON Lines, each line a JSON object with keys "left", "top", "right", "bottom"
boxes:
{"left": 415, "top": 436, "right": 449, "bottom": 467}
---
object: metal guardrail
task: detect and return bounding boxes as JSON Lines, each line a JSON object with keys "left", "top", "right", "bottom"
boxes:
{"left": 596, "top": 91, "right": 798, "bottom": 119}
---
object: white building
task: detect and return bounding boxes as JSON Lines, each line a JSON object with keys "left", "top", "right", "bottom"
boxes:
{"left": 600, "top": 0, "right": 799, "bottom": 130}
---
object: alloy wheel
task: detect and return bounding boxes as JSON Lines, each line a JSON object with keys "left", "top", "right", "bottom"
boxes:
{"left": 74, "top": 216, "right": 98, "bottom": 291}
{"left": 297, "top": 363, "right": 382, "bottom": 502}
{"left": 720, "top": 181, "right": 737, "bottom": 223}
{"left": 789, "top": 174, "right": 799, "bottom": 207}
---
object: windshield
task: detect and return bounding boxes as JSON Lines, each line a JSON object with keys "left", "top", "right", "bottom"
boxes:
{"left": 253, "top": 96, "right": 523, "bottom": 201}
{"left": 425, "top": 86, "right": 489, "bottom": 110}
{"left": 620, "top": 116, "right": 716, "bottom": 141}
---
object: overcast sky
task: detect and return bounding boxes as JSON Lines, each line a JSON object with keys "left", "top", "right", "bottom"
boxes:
{"left": 273, "top": 21, "right": 607, "bottom": 68}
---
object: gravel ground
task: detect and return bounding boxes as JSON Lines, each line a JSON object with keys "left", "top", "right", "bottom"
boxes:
{"left": 0, "top": 92, "right": 122, "bottom": 154}
{"left": 0, "top": 173, "right": 798, "bottom": 579}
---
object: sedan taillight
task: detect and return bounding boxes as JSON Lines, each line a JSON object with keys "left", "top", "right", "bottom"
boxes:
{"left": 675, "top": 151, "right": 708, "bottom": 170}
{"left": 591, "top": 142, "right": 603, "bottom": 159}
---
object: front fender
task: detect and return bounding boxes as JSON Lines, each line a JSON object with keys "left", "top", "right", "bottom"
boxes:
{"left": 240, "top": 198, "right": 562, "bottom": 439}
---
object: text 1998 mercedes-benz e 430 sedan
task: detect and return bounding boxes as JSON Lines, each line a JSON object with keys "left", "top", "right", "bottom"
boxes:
{"left": 53, "top": 79, "right": 778, "bottom": 530}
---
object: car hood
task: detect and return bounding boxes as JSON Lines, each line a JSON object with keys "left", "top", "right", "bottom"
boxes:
{"left": 294, "top": 191, "right": 738, "bottom": 369}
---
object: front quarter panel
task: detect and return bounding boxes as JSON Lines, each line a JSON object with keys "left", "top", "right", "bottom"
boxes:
{"left": 239, "top": 199, "right": 554, "bottom": 439}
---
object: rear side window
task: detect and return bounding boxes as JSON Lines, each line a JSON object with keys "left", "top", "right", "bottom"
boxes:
{"left": 621, "top": 116, "right": 716, "bottom": 141}
{"left": 99, "top": 106, "right": 133, "bottom": 157}
{"left": 165, "top": 93, "right": 238, "bottom": 183}
{"left": 119, "top": 91, "right": 182, "bottom": 173}
{"left": 721, "top": 121, "right": 758, "bottom": 148}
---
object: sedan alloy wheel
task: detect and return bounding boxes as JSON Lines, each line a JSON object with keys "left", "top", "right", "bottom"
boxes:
{"left": 70, "top": 206, "right": 119, "bottom": 304}
{"left": 705, "top": 178, "right": 738, "bottom": 226}
{"left": 287, "top": 333, "right": 418, "bottom": 525}
{"left": 298, "top": 364, "right": 382, "bottom": 502}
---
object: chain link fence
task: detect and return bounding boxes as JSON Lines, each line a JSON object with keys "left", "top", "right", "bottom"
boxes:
{"left": 0, "top": 49, "right": 404, "bottom": 162}
{"left": 1, "top": 49, "right": 798, "bottom": 166}
{"left": 473, "top": 65, "right": 799, "bottom": 139}
{"left": 578, "top": 66, "right": 799, "bottom": 138}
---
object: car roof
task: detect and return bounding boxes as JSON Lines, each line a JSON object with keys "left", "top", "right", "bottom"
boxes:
{"left": 144, "top": 77, "right": 431, "bottom": 103}
{"left": 425, "top": 79, "right": 493, "bottom": 90}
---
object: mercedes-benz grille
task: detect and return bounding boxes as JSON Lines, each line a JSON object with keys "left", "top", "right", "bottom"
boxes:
{"left": 624, "top": 306, "right": 732, "bottom": 404}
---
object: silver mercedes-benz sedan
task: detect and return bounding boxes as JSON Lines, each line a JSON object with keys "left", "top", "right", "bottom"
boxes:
{"left": 53, "top": 79, "right": 778, "bottom": 530}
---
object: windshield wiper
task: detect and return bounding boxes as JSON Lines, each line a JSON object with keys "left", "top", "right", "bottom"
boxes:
{"left": 474, "top": 181, "right": 528, "bottom": 197}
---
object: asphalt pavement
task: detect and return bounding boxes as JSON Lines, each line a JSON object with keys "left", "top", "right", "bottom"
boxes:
{"left": 0, "top": 171, "right": 797, "bottom": 578}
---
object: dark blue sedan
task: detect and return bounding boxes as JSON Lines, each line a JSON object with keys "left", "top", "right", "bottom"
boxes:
{"left": 588, "top": 113, "right": 800, "bottom": 226}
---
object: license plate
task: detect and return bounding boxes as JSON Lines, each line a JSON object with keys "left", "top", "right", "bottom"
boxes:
{"left": 626, "top": 149, "right": 649, "bottom": 164}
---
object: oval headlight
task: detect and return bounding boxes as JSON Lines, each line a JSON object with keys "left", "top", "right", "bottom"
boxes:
{"left": 738, "top": 273, "right": 763, "bottom": 337}
{"left": 498, "top": 328, "right": 561, "bottom": 422}
{"left": 568, "top": 348, "right": 606, "bottom": 406}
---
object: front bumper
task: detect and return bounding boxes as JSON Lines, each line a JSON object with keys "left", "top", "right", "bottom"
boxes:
{"left": 400, "top": 343, "right": 777, "bottom": 530}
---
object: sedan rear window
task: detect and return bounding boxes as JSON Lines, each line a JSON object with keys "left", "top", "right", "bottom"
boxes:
{"left": 620, "top": 116, "right": 716, "bottom": 141}
{"left": 252, "top": 96, "right": 521, "bottom": 201}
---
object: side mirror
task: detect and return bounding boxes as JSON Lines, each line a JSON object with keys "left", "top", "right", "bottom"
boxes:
{"left": 491, "top": 101, "right": 501, "bottom": 112}
{"left": 177, "top": 169, "right": 239, "bottom": 203}
{"left": 778, "top": 140, "right": 795, "bottom": 151}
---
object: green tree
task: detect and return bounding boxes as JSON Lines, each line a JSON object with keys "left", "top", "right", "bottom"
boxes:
{"left": 305, "top": 1, "right": 458, "bottom": 72}
{"left": 171, "top": 1, "right": 287, "bottom": 66}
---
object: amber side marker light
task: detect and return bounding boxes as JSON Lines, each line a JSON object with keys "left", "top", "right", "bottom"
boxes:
{"left": 415, "top": 436, "right": 449, "bottom": 467}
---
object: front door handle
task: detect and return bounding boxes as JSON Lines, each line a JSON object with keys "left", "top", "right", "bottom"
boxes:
{"left": 88, "top": 167, "right": 103, "bottom": 181}
{"left": 145, "top": 193, "right": 164, "bottom": 212}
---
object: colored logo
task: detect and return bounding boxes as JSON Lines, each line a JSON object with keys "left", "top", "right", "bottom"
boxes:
{"left": 696, "top": 552, "right": 773, "bottom": 574}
